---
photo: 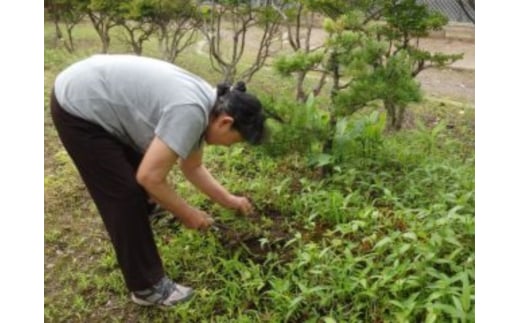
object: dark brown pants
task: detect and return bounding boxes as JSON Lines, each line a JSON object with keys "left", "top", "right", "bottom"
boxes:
{"left": 50, "top": 90, "right": 164, "bottom": 291}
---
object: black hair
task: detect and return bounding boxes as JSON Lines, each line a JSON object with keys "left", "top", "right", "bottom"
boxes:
{"left": 212, "top": 81, "right": 267, "bottom": 145}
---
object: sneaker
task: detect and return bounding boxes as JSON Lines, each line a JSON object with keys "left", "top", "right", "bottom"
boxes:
{"left": 131, "top": 277, "right": 194, "bottom": 307}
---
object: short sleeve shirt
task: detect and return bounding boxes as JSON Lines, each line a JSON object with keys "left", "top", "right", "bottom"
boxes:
{"left": 54, "top": 54, "right": 216, "bottom": 159}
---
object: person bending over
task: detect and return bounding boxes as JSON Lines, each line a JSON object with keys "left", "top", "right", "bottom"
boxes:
{"left": 50, "top": 54, "right": 266, "bottom": 307}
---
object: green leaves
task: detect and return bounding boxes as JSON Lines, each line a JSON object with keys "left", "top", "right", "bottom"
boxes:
{"left": 280, "top": 0, "right": 462, "bottom": 133}
{"left": 274, "top": 50, "right": 325, "bottom": 76}
{"left": 259, "top": 92, "right": 328, "bottom": 157}
{"left": 383, "top": 0, "right": 448, "bottom": 37}
{"left": 373, "top": 236, "right": 393, "bottom": 250}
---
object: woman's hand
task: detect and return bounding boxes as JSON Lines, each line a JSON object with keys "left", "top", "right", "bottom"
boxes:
{"left": 226, "top": 195, "right": 254, "bottom": 215}
{"left": 179, "top": 208, "right": 214, "bottom": 230}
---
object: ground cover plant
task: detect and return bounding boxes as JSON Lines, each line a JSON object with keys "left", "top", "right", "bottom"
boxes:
{"left": 44, "top": 19, "right": 474, "bottom": 322}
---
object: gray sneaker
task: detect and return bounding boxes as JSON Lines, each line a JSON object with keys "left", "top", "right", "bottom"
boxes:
{"left": 131, "top": 277, "right": 194, "bottom": 307}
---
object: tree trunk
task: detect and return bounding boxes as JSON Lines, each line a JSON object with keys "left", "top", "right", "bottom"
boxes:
{"left": 330, "top": 51, "right": 341, "bottom": 98}
{"left": 88, "top": 13, "right": 111, "bottom": 53}
{"left": 223, "top": 67, "right": 235, "bottom": 84}
{"left": 295, "top": 71, "right": 307, "bottom": 102}
{"left": 320, "top": 115, "right": 337, "bottom": 177}
{"left": 395, "top": 105, "right": 405, "bottom": 131}
{"left": 101, "top": 34, "right": 110, "bottom": 53}
{"left": 312, "top": 71, "right": 328, "bottom": 98}
{"left": 53, "top": 19, "right": 63, "bottom": 48}
{"left": 132, "top": 43, "right": 143, "bottom": 55}
{"left": 384, "top": 101, "right": 405, "bottom": 131}
{"left": 65, "top": 26, "right": 75, "bottom": 53}
{"left": 384, "top": 101, "right": 396, "bottom": 130}
{"left": 158, "top": 25, "right": 168, "bottom": 60}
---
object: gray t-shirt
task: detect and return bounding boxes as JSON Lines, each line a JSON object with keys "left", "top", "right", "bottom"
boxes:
{"left": 54, "top": 54, "right": 216, "bottom": 159}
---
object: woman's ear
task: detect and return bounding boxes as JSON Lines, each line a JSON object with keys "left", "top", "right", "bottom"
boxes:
{"left": 217, "top": 115, "right": 234, "bottom": 128}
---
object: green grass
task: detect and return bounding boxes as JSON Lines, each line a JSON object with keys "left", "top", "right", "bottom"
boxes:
{"left": 45, "top": 21, "right": 474, "bottom": 322}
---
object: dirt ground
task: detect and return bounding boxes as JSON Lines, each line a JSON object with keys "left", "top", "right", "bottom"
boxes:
{"left": 415, "top": 38, "right": 474, "bottom": 104}
{"left": 416, "top": 67, "right": 474, "bottom": 104}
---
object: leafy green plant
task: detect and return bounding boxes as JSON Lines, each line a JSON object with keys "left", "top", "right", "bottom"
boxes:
{"left": 275, "top": 0, "right": 462, "bottom": 133}
{"left": 260, "top": 93, "right": 328, "bottom": 157}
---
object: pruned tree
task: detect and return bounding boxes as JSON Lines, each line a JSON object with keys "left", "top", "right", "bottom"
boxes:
{"left": 199, "top": 0, "right": 285, "bottom": 83}
{"left": 153, "top": 0, "right": 201, "bottom": 63}
{"left": 275, "top": 0, "right": 462, "bottom": 132}
{"left": 377, "top": 0, "right": 463, "bottom": 129}
{"left": 46, "top": 0, "right": 87, "bottom": 52}
{"left": 275, "top": 0, "right": 328, "bottom": 102}
{"left": 116, "top": 0, "right": 158, "bottom": 55}
{"left": 273, "top": 0, "right": 464, "bottom": 175}
{"left": 87, "top": 0, "right": 124, "bottom": 53}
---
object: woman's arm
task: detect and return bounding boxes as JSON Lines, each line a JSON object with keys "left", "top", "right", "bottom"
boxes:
{"left": 136, "top": 136, "right": 213, "bottom": 229}
{"left": 180, "top": 148, "right": 253, "bottom": 215}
